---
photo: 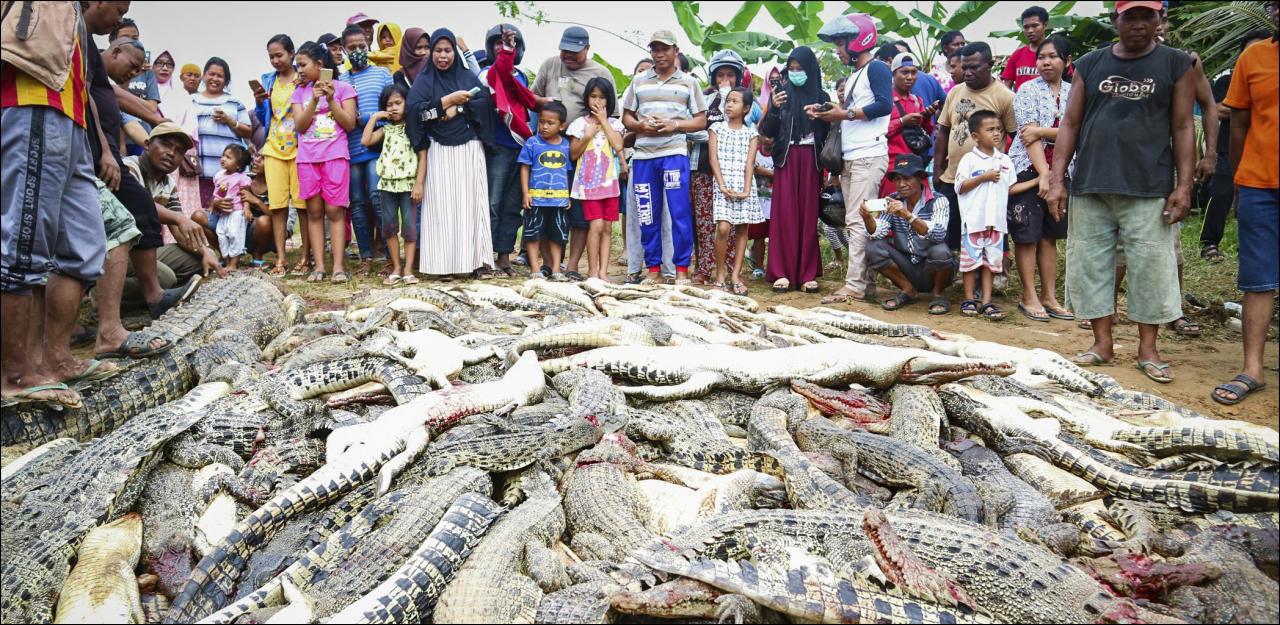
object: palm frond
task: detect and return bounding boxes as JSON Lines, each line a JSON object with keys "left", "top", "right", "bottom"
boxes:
{"left": 1170, "top": 1, "right": 1276, "bottom": 76}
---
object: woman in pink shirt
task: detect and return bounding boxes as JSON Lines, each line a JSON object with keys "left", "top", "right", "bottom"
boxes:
{"left": 291, "top": 42, "right": 358, "bottom": 282}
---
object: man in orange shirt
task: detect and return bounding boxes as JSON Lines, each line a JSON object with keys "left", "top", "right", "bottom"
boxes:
{"left": 1212, "top": 0, "right": 1279, "bottom": 406}
{"left": 0, "top": 2, "right": 124, "bottom": 407}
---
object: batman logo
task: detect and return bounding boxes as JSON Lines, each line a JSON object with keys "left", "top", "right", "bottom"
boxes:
{"left": 538, "top": 150, "right": 568, "bottom": 169}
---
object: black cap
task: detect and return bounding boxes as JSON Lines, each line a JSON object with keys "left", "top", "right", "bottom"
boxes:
{"left": 560, "top": 26, "right": 589, "bottom": 52}
{"left": 318, "top": 33, "right": 339, "bottom": 46}
{"left": 888, "top": 154, "right": 927, "bottom": 178}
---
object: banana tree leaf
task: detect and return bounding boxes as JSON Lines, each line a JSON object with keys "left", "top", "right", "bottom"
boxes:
{"left": 845, "top": 0, "right": 923, "bottom": 37}
{"left": 945, "top": 1, "right": 999, "bottom": 30}
{"left": 798, "top": 0, "right": 827, "bottom": 38}
{"left": 729, "top": 1, "right": 764, "bottom": 31}
{"left": 672, "top": 1, "right": 706, "bottom": 43}
{"left": 765, "top": 2, "right": 808, "bottom": 39}
{"left": 737, "top": 48, "right": 791, "bottom": 64}
{"left": 706, "top": 31, "right": 791, "bottom": 50}
{"left": 1050, "top": 1, "right": 1078, "bottom": 15}
{"left": 591, "top": 53, "right": 632, "bottom": 94}
{"left": 908, "top": 8, "right": 949, "bottom": 34}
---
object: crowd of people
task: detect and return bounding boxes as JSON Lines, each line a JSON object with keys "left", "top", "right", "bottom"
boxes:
{"left": 1, "top": 0, "right": 1276, "bottom": 408}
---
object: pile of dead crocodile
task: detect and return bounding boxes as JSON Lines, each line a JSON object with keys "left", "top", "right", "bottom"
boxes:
{"left": 2, "top": 275, "right": 1276, "bottom": 624}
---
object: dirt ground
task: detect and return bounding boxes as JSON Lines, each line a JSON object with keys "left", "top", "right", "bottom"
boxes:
{"left": 280, "top": 264, "right": 1279, "bottom": 430}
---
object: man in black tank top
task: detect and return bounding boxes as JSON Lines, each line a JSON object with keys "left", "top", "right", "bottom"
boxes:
{"left": 1045, "top": 0, "right": 1197, "bottom": 384}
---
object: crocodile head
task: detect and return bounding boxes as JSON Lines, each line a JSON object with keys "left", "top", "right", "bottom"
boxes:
{"left": 899, "top": 355, "right": 1015, "bottom": 385}
{"left": 789, "top": 379, "right": 890, "bottom": 423}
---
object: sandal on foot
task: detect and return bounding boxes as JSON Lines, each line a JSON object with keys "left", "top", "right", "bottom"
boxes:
{"left": 1136, "top": 360, "right": 1174, "bottom": 384}
{"left": 1045, "top": 305, "right": 1075, "bottom": 321}
{"left": 1212, "top": 374, "right": 1266, "bottom": 405}
{"left": 1200, "top": 244, "right": 1225, "bottom": 263}
{"left": 331, "top": 271, "right": 351, "bottom": 284}
{"left": 882, "top": 291, "right": 916, "bottom": 311}
{"left": 821, "top": 289, "right": 865, "bottom": 305}
{"left": 269, "top": 264, "right": 288, "bottom": 277}
{"left": 400, "top": 274, "right": 420, "bottom": 284}
{"left": 65, "top": 359, "right": 122, "bottom": 384}
{"left": 712, "top": 282, "right": 726, "bottom": 291}
{"left": 496, "top": 266, "right": 516, "bottom": 278}
{"left": 565, "top": 271, "right": 585, "bottom": 282}
{"left": 1072, "top": 351, "right": 1109, "bottom": 366}
{"left": 306, "top": 271, "right": 327, "bottom": 283}
{"left": 96, "top": 330, "right": 174, "bottom": 359}
{"left": 979, "top": 303, "right": 1007, "bottom": 321}
{"left": 382, "top": 274, "right": 402, "bottom": 286}
{"left": 960, "top": 300, "right": 979, "bottom": 316}
{"left": 2, "top": 383, "right": 82, "bottom": 408}
{"left": 801, "top": 281, "right": 820, "bottom": 294}
{"left": 1018, "top": 303, "right": 1051, "bottom": 322}
{"left": 1168, "top": 316, "right": 1202, "bottom": 337}
{"left": 147, "top": 285, "right": 188, "bottom": 320}
{"left": 1078, "top": 319, "right": 1093, "bottom": 330}
{"left": 772, "top": 279, "right": 790, "bottom": 293}
{"left": 731, "top": 282, "right": 749, "bottom": 296}
{"left": 474, "top": 268, "right": 495, "bottom": 281}
{"left": 928, "top": 298, "right": 951, "bottom": 315}
{"left": 288, "top": 260, "right": 312, "bottom": 276}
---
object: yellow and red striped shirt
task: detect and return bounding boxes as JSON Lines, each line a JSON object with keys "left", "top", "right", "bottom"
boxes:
{"left": 1, "top": 36, "right": 88, "bottom": 128}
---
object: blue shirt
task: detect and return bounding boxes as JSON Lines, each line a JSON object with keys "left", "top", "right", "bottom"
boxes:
{"left": 340, "top": 65, "right": 393, "bottom": 164}
{"left": 518, "top": 135, "right": 572, "bottom": 208}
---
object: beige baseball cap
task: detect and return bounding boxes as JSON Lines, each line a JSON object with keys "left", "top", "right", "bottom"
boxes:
{"left": 148, "top": 122, "right": 195, "bottom": 151}
{"left": 648, "top": 30, "right": 678, "bottom": 47}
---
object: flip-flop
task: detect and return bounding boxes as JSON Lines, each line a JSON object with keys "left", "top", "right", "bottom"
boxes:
{"left": 65, "top": 359, "right": 122, "bottom": 384}
{"left": 772, "top": 279, "right": 790, "bottom": 293}
{"left": 496, "top": 266, "right": 516, "bottom": 278}
{"left": 306, "top": 271, "right": 327, "bottom": 283}
{"left": 400, "top": 274, "right": 420, "bottom": 284}
{"left": 1045, "top": 306, "right": 1075, "bottom": 321}
{"left": 801, "top": 281, "right": 820, "bottom": 294}
{"left": 1136, "top": 360, "right": 1174, "bottom": 384}
{"left": 1072, "top": 351, "right": 1109, "bottom": 366}
{"left": 1, "top": 383, "right": 82, "bottom": 408}
{"left": 331, "top": 271, "right": 351, "bottom": 284}
{"left": 565, "top": 271, "right": 585, "bottom": 282}
{"left": 928, "top": 298, "right": 951, "bottom": 315}
{"left": 882, "top": 291, "right": 916, "bottom": 311}
{"left": 1212, "top": 374, "right": 1267, "bottom": 406}
{"left": 382, "top": 274, "right": 402, "bottom": 286}
{"left": 1018, "top": 303, "right": 1051, "bottom": 322}
{"left": 268, "top": 265, "right": 288, "bottom": 277}
{"left": 96, "top": 330, "right": 174, "bottom": 359}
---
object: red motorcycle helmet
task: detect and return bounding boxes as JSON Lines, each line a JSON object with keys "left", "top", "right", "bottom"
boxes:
{"left": 818, "top": 14, "right": 879, "bottom": 58}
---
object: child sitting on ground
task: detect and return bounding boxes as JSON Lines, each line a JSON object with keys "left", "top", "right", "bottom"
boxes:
{"left": 568, "top": 77, "right": 625, "bottom": 281}
{"left": 709, "top": 87, "right": 761, "bottom": 295}
{"left": 519, "top": 102, "right": 572, "bottom": 281}
{"left": 363, "top": 83, "right": 425, "bottom": 285}
{"left": 212, "top": 144, "right": 254, "bottom": 269}
{"left": 956, "top": 109, "right": 1016, "bottom": 320}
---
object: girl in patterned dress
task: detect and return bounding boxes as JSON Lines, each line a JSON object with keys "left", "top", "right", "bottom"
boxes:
{"left": 363, "top": 84, "right": 426, "bottom": 285}
{"left": 708, "top": 88, "right": 762, "bottom": 295}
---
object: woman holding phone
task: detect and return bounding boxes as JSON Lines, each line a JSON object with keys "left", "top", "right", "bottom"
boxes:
{"left": 406, "top": 28, "right": 496, "bottom": 280}
{"left": 252, "top": 34, "right": 308, "bottom": 276}
{"left": 193, "top": 57, "right": 252, "bottom": 209}
{"left": 758, "top": 46, "right": 830, "bottom": 294}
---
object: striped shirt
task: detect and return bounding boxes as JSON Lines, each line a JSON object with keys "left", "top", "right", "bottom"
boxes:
{"left": 621, "top": 68, "right": 705, "bottom": 159}
{"left": 869, "top": 190, "right": 950, "bottom": 263}
{"left": 0, "top": 37, "right": 88, "bottom": 127}
{"left": 193, "top": 93, "right": 250, "bottom": 178}
{"left": 340, "top": 65, "right": 393, "bottom": 164}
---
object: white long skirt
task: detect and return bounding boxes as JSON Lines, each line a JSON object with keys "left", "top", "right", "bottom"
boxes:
{"left": 419, "top": 139, "right": 494, "bottom": 275}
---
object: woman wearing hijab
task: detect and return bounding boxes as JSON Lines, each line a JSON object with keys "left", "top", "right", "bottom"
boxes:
{"left": 393, "top": 28, "right": 430, "bottom": 90}
{"left": 407, "top": 29, "right": 496, "bottom": 279}
{"left": 759, "top": 46, "right": 830, "bottom": 294}
{"left": 369, "top": 22, "right": 403, "bottom": 74}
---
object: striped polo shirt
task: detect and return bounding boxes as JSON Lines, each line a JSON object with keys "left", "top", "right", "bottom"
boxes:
{"left": 0, "top": 37, "right": 88, "bottom": 128}
{"left": 340, "top": 65, "right": 393, "bottom": 164}
{"left": 621, "top": 68, "right": 706, "bottom": 159}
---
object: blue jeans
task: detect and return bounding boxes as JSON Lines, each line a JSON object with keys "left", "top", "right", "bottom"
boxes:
{"left": 486, "top": 144, "right": 522, "bottom": 255}
{"left": 349, "top": 158, "right": 381, "bottom": 259}
{"left": 1238, "top": 186, "right": 1279, "bottom": 293}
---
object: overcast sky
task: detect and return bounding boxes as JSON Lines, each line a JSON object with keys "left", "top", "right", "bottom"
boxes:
{"left": 119, "top": 1, "right": 1106, "bottom": 92}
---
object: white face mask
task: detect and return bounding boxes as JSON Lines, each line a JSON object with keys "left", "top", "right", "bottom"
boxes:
{"left": 718, "top": 86, "right": 731, "bottom": 99}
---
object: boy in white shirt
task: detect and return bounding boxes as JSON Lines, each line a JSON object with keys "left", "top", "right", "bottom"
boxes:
{"left": 956, "top": 110, "right": 1015, "bottom": 320}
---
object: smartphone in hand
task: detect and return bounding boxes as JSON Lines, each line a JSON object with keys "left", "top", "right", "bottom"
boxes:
{"left": 248, "top": 79, "right": 264, "bottom": 93}
{"left": 319, "top": 68, "right": 334, "bottom": 83}
{"left": 467, "top": 86, "right": 482, "bottom": 96}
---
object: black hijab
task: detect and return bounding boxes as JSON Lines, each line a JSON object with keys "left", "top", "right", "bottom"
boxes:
{"left": 407, "top": 28, "right": 494, "bottom": 149}
{"left": 762, "top": 46, "right": 829, "bottom": 168}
